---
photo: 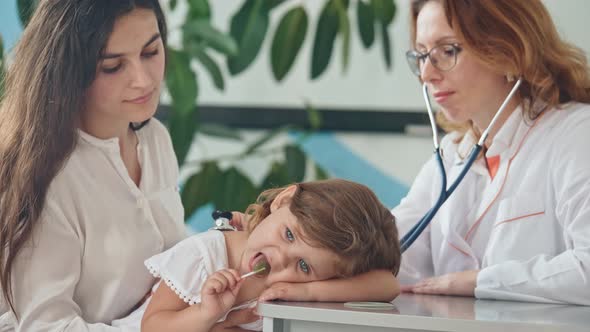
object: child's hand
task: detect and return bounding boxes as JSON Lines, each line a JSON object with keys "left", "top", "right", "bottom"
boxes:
{"left": 258, "top": 282, "right": 313, "bottom": 302}
{"left": 200, "top": 269, "right": 244, "bottom": 321}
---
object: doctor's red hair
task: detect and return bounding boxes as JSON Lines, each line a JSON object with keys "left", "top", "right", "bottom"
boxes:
{"left": 410, "top": 0, "right": 590, "bottom": 134}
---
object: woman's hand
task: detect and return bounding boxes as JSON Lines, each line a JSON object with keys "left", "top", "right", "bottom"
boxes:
{"left": 229, "top": 212, "right": 247, "bottom": 231}
{"left": 258, "top": 282, "right": 312, "bottom": 302}
{"left": 210, "top": 307, "right": 259, "bottom": 332}
{"left": 401, "top": 270, "right": 479, "bottom": 296}
{"left": 200, "top": 269, "right": 244, "bottom": 321}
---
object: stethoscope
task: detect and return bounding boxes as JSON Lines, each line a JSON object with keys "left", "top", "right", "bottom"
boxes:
{"left": 400, "top": 78, "right": 522, "bottom": 253}
{"left": 210, "top": 210, "right": 237, "bottom": 231}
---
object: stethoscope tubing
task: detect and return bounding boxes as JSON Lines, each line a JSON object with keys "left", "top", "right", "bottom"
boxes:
{"left": 400, "top": 79, "right": 522, "bottom": 253}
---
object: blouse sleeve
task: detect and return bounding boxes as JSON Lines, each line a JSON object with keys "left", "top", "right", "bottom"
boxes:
{"left": 144, "top": 231, "right": 227, "bottom": 305}
{"left": 11, "top": 200, "right": 135, "bottom": 332}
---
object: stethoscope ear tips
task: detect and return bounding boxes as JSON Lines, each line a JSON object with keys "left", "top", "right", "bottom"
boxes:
{"left": 210, "top": 210, "right": 236, "bottom": 231}
{"left": 212, "top": 210, "right": 233, "bottom": 220}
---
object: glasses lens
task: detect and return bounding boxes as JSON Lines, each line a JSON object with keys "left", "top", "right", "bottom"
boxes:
{"left": 405, "top": 50, "right": 421, "bottom": 76}
{"left": 430, "top": 45, "right": 457, "bottom": 71}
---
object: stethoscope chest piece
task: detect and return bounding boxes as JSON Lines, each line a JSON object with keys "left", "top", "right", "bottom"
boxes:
{"left": 210, "top": 210, "right": 236, "bottom": 231}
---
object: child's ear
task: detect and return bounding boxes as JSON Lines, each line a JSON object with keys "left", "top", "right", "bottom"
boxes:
{"left": 270, "top": 185, "right": 297, "bottom": 212}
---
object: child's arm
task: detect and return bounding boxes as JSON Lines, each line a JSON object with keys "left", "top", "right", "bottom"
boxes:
{"left": 259, "top": 270, "right": 400, "bottom": 302}
{"left": 142, "top": 269, "right": 244, "bottom": 332}
{"left": 209, "top": 307, "right": 259, "bottom": 332}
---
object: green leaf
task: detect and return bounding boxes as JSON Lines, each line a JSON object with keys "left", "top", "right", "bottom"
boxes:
{"left": 170, "top": 0, "right": 178, "bottom": 11}
{"left": 190, "top": 47, "right": 225, "bottom": 90}
{"left": 183, "top": 20, "right": 238, "bottom": 56}
{"left": 381, "top": 23, "right": 392, "bottom": 69}
{"left": 264, "top": 0, "right": 287, "bottom": 11}
{"left": 168, "top": 108, "right": 199, "bottom": 165}
{"left": 214, "top": 167, "right": 258, "bottom": 212}
{"left": 335, "top": 0, "right": 351, "bottom": 72}
{"left": 270, "top": 6, "right": 308, "bottom": 82}
{"left": 227, "top": 0, "right": 270, "bottom": 75}
{"left": 357, "top": 0, "right": 375, "bottom": 48}
{"left": 311, "top": 0, "right": 340, "bottom": 79}
{"left": 181, "top": 162, "right": 223, "bottom": 218}
{"left": 315, "top": 163, "right": 330, "bottom": 180}
{"left": 304, "top": 101, "right": 322, "bottom": 130}
{"left": 285, "top": 145, "right": 306, "bottom": 182}
{"left": 17, "top": 0, "right": 38, "bottom": 27}
{"left": 242, "top": 125, "right": 291, "bottom": 156}
{"left": 371, "top": 0, "right": 396, "bottom": 25}
{"left": 166, "top": 49, "right": 198, "bottom": 116}
{"left": 199, "top": 123, "right": 242, "bottom": 140}
{"left": 261, "top": 161, "right": 291, "bottom": 190}
{"left": 187, "top": 0, "right": 211, "bottom": 20}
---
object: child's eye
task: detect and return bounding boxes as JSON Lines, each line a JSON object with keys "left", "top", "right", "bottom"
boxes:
{"left": 298, "top": 259, "right": 309, "bottom": 274}
{"left": 285, "top": 228, "right": 294, "bottom": 242}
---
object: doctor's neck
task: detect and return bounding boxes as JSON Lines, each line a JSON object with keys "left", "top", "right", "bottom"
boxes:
{"left": 472, "top": 93, "right": 521, "bottom": 147}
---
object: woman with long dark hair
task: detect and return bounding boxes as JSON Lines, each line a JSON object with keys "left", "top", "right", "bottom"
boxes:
{"left": 0, "top": 1, "right": 188, "bottom": 330}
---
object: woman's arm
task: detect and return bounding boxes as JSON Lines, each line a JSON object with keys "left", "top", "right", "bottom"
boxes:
{"left": 393, "top": 153, "right": 443, "bottom": 285}
{"left": 259, "top": 270, "right": 400, "bottom": 302}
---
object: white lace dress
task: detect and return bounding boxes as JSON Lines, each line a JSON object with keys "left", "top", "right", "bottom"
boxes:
{"left": 111, "top": 230, "right": 262, "bottom": 331}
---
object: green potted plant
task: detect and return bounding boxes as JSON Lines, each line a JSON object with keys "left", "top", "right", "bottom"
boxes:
{"left": 1, "top": 0, "right": 397, "bottom": 224}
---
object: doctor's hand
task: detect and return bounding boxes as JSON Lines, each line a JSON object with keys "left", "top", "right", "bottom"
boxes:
{"left": 401, "top": 270, "right": 479, "bottom": 297}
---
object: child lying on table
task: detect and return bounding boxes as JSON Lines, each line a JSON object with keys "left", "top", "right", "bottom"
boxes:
{"left": 114, "top": 179, "right": 401, "bottom": 331}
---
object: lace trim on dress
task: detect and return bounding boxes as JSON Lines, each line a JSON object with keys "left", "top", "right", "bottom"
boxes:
{"left": 146, "top": 262, "right": 201, "bottom": 305}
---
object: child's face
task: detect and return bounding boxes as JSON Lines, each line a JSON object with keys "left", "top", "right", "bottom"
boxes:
{"left": 242, "top": 204, "right": 342, "bottom": 286}
{"left": 84, "top": 8, "right": 165, "bottom": 128}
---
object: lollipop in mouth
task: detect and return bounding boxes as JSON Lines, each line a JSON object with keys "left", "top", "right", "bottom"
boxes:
{"left": 241, "top": 258, "right": 270, "bottom": 279}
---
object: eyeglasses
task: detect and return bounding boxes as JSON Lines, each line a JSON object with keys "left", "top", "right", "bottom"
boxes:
{"left": 405, "top": 44, "right": 462, "bottom": 76}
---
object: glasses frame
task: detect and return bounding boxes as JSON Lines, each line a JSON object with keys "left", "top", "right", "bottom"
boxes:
{"left": 405, "top": 43, "right": 462, "bottom": 76}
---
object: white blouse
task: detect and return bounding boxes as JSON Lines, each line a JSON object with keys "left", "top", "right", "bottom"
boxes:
{"left": 111, "top": 231, "right": 262, "bottom": 331}
{"left": 2, "top": 119, "right": 187, "bottom": 331}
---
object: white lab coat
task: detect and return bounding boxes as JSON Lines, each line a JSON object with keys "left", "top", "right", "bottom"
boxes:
{"left": 393, "top": 102, "right": 590, "bottom": 305}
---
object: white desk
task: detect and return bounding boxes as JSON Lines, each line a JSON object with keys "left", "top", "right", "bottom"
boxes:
{"left": 259, "top": 294, "right": 590, "bottom": 332}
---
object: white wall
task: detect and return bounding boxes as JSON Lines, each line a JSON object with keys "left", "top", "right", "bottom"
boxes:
{"left": 164, "top": 0, "right": 590, "bottom": 112}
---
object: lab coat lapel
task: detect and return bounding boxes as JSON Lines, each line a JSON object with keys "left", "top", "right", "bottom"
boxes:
{"left": 468, "top": 112, "right": 531, "bottom": 240}
{"left": 436, "top": 158, "right": 484, "bottom": 265}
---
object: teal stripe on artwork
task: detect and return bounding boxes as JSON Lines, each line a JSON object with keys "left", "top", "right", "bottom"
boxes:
{"left": 185, "top": 131, "right": 410, "bottom": 233}
{"left": 291, "top": 132, "right": 409, "bottom": 208}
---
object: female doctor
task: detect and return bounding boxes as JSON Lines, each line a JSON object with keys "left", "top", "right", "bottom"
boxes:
{"left": 395, "top": 0, "right": 590, "bottom": 304}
